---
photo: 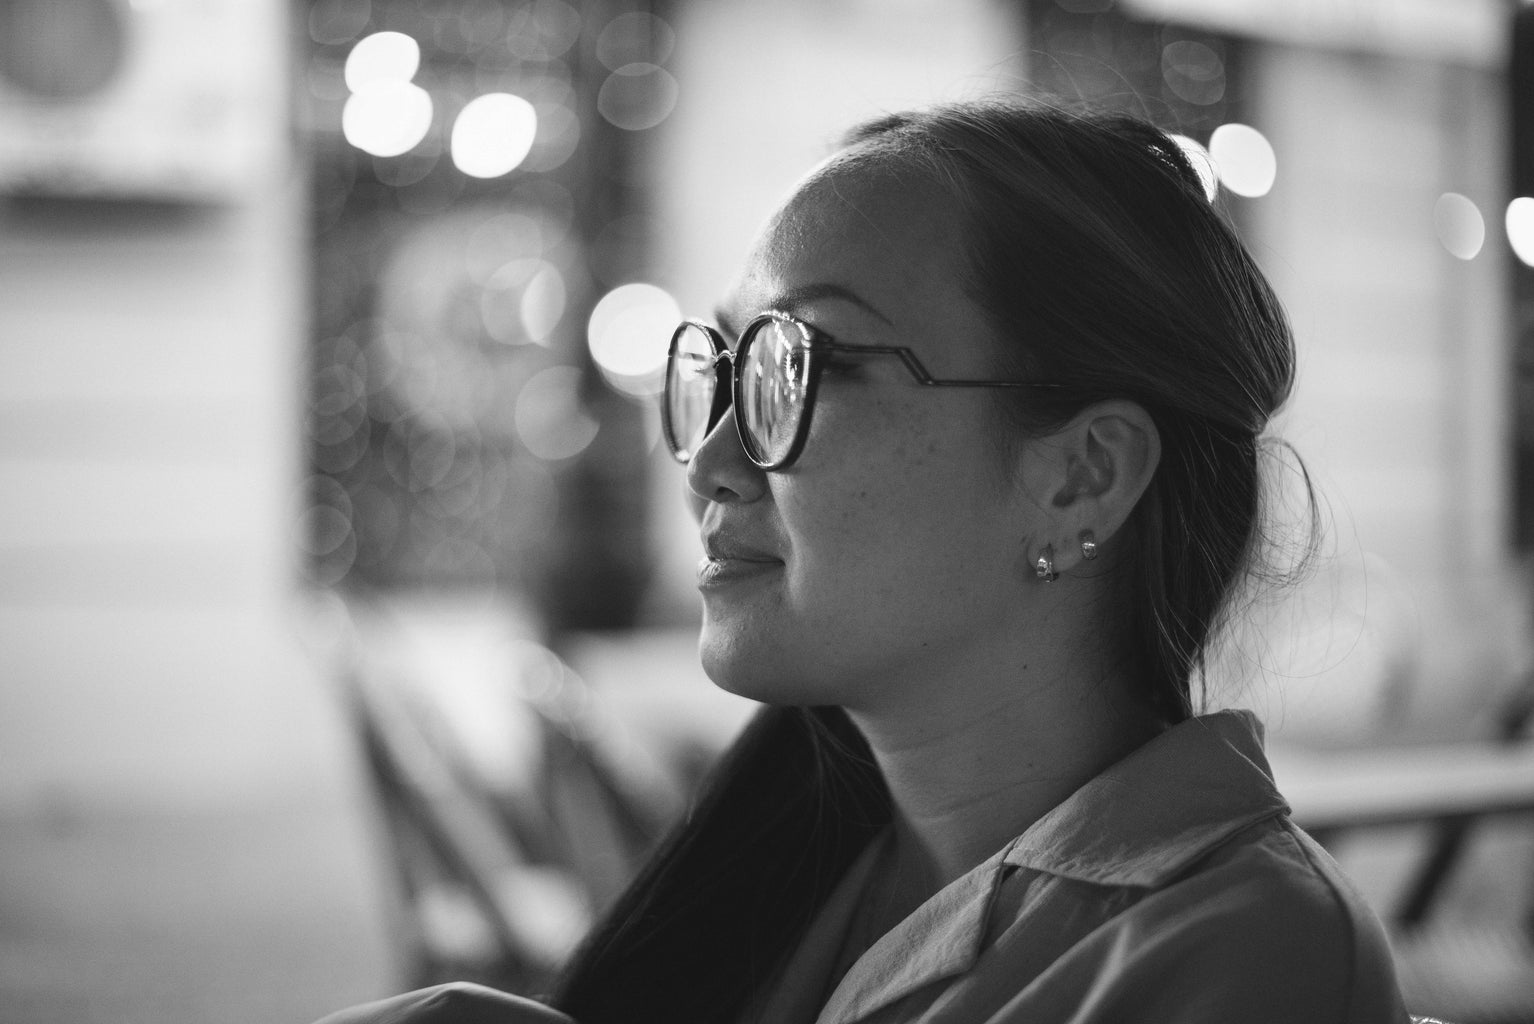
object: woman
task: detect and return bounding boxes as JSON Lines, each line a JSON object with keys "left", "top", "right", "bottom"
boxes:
{"left": 320, "top": 101, "right": 1408, "bottom": 1024}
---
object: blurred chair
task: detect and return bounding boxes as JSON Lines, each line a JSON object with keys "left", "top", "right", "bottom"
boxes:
{"left": 331, "top": 592, "right": 1533, "bottom": 1016}
{"left": 1275, "top": 672, "right": 1534, "bottom": 1024}
{"left": 335, "top": 602, "right": 686, "bottom": 995}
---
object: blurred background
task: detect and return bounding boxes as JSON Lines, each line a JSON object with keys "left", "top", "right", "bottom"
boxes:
{"left": 2, "top": 0, "right": 1533, "bottom": 1020}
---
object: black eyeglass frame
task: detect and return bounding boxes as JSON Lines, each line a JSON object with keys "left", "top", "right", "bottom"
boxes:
{"left": 663, "top": 310, "right": 1068, "bottom": 471}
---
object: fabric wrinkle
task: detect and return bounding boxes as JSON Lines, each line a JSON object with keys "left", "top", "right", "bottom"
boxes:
{"left": 739, "top": 709, "right": 1406, "bottom": 1024}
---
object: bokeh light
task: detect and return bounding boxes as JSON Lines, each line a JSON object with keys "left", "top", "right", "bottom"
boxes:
{"left": 1168, "top": 134, "right": 1218, "bottom": 202}
{"left": 481, "top": 258, "right": 566, "bottom": 346}
{"left": 587, "top": 283, "right": 679, "bottom": 396}
{"left": 515, "top": 366, "right": 600, "bottom": 461}
{"left": 1433, "top": 193, "right": 1485, "bottom": 261}
{"left": 404, "top": 415, "right": 457, "bottom": 491}
{"left": 309, "top": 0, "right": 371, "bottom": 46}
{"left": 596, "top": 63, "right": 679, "bottom": 131}
{"left": 505, "top": 0, "right": 582, "bottom": 61}
{"left": 301, "top": 474, "right": 358, "bottom": 585}
{"left": 1507, "top": 197, "right": 1534, "bottom": 268}
{"left": 465, "top": 211, "right": 544, "bottom": 284}
{"left": 344, "top": 31, "right": 421, "bottom": 92}
{"left": 519, "top": 263, "right": 567, "bottom": 343}
{"left": 451, "top": 93, "right": 539, "bottom": 178}
{"left": 458, "top": 3, "right": 508, "bottom": 52}
{"left": 1161, "top": 40, "right": 1225, "bottom": 106}
{"left": 521, "top": 100, "right": 581, "bottom": 173}
{"left": 595, "top": 12, "right": 677, "bottom": 70}
{"left": 342, "top": 80, "right": 433, "bottom": 157}
{"left": 1208, "top": 123, "right": 1276, "bottom": 198}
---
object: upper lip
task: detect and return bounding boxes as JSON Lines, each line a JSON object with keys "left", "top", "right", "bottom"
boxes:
{"left": 702, "top": 528, "right": 781, "bottom": 563}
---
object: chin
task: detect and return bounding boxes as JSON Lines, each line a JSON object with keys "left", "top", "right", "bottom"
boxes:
{"left": 697, "top": 624, "right": 831, "bottom": 707}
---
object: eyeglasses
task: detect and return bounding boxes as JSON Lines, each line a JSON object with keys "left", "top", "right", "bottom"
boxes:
{"left": 662, "top": 310, "right": 1067, "bottom": 471}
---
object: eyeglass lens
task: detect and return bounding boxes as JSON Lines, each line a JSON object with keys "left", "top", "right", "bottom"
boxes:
{"left": 665, "top": 323, "right": 718, "bottom": 461}
{"left": 738, "top": 318, "right": 811, "bottom": 466}
{"left": 664, "top": 317, "right": 815, "bottom": 467}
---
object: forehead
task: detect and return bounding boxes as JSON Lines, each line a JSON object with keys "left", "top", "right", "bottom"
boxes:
{"left": 724, "top": 155, "right": 986, "bottom": 347}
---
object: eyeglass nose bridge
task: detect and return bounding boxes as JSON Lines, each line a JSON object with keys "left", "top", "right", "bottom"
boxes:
{"left": 667, "top": 314, "right": 811, "bottom": 471}
{"left": 701, "top": 346, "right": 738, "bottom": 437}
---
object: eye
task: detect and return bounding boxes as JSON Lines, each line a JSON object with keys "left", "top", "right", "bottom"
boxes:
{"left": 816, "top": 353, "right": 864, "bottom": 379}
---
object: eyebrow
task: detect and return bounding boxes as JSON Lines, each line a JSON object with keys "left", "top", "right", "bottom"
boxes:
{"left": 774, "top": 283, "right": 894, "bottom": 326}
{"left": 712, "top": 281, "right": 894, "bottom": 338}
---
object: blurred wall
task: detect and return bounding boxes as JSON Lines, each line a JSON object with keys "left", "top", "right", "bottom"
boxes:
{"left": 1255, "top": 45, "right": 1506, "bottom": 582}
{"left": 0, "top": 3, "right": 341, "bottom": 812}
{"left": 1239, "top": 36, "right": 1520, "bottom": 737}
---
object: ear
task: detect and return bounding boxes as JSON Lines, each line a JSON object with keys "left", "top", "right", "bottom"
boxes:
{"left": 1017, "top": 400, "right": 1161, "bottom": 576}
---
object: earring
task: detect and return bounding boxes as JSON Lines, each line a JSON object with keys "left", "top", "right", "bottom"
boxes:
{"left": 1080, "top": 530, "right": 1097, "bottom": 561}
{"left": 1035, "top": 545, "right": 1058, "bottom": 583}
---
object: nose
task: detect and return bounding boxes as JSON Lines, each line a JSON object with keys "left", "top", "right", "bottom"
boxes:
{"left": 686, "top": 405, "right": 767, "bottom": 512}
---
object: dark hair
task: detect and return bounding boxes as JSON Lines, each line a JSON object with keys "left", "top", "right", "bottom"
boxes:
{"left": 843, "top": 100, "right": 1305, "bottom": 721}
{"left": 553, "top": 99, "right": 1308, "bottom": 1023}
{"left": 551, "top": 704, "right": 888, "bottom": 1023}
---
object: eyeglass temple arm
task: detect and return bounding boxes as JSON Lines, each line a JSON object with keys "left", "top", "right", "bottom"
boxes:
{"left": 819, "top": 340, "right": 1067, "bottom": 390}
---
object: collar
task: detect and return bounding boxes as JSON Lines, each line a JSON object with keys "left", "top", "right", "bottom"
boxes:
{"left": 816, "top": 836, "right": 1014, "bottom": 1024}
{"left": 1004, "top": 709, "right": 1290, "bottom": 887}
{"left": 815, "top": 710, "right": 1289, "bottom": 1024}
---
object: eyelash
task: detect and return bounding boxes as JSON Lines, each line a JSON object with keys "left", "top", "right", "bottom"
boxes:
{"left": 712, "top": 322, "right": 862, "bottom": 378}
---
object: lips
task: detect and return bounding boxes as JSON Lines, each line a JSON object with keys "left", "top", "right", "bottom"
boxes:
{"left": 702, "top": 535, "right": 779, "bottom": 562}
{"left": 699, "top": 528, "right": 782, "bottom": 586}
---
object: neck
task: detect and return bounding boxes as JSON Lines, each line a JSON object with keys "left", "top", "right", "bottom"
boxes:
{"left": 844, "top": 656, "right": 1162, "bottom": 915}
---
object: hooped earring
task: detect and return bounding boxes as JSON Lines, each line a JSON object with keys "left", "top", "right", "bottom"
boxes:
{"left": 1035, "top": 545, "right": 1058, "bottom": 583}
{"left": 1080, "top": 530, "right": 1098, "bottom": 561}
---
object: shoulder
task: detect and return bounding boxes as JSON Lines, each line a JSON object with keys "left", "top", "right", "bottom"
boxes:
{"left": 977, "top": 816, "right": 1410, "bottom": 1024}
{"left": 1100, "top": 815, "right": 1405, "bottom": 1023}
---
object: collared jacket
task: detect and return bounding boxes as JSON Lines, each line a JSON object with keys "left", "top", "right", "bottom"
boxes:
{"left": 743, "top": 711, "right": 1408, "bottom": 1024}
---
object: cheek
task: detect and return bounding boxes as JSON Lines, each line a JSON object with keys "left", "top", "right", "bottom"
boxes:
{"left": 778, "top": 412, "right": 990, "bottom": 589}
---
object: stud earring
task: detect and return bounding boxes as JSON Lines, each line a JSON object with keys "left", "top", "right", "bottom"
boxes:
{"left": 1035, "top": 545, "right": 1058, "bottom": 583}
{"left": 1080, "top": 530, "right": 1097, "bottom": 561}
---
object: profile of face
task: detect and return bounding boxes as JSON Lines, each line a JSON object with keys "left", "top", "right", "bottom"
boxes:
{"left": 685, "top": 154, "right": 1059, "bottom": 714}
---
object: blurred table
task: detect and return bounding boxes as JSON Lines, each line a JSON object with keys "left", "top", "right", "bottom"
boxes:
{"left": 1271, "top": 742, "right": 1534, "bottom": 831}
{"left": 0, "top": 798, "right": 395, "bottom": 1024}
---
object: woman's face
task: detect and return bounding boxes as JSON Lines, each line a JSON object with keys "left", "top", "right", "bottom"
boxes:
{"left": 688, "top": 157, "right": 1046, "bottom": 711}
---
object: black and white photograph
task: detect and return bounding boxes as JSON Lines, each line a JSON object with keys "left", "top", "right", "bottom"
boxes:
{"left": 0, "top": 1, "right": 1529, "bottom": 1022}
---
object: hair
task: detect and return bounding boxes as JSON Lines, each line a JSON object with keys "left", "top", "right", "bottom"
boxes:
{"left": 841, "top": 100, "right": 1307, "bottom": 721}
{"left": 551, "top": 704, "right": 887, "bottom": 1023}
{"left": 552, "top": 99, "right": 1311, "bottom": 1023}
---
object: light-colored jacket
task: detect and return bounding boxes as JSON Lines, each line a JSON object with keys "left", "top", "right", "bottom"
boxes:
{"left": 743, "top": 710, "right": 1407, "bottom": 1024}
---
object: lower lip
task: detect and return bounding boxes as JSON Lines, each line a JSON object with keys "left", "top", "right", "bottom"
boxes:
{"left": 698, "top": 556, "right": 781, "bottom": 587}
